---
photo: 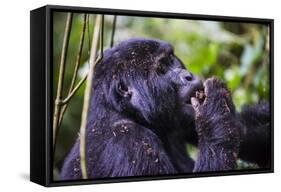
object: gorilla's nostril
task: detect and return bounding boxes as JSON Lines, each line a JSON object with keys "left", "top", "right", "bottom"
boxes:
{"left": 185, "top": 76, "right": 193, "bottom": 81}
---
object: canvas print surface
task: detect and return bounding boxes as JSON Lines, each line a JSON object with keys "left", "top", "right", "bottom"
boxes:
{"left": 51, "top": 11, "right": 271, "bottom": 182}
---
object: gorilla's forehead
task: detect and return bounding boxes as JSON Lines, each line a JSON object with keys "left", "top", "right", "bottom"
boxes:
{"left": 102, "top": 38, "right": 174, "bottom": 73}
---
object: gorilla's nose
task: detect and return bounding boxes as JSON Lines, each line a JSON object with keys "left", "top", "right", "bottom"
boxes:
{"left": 184, "top": 71, "right": 194, "bottom": 82}
{"left": 183, "top": 71, "right": 203, "bottom": 90}
{"left": 172, "top": 68, "right": 203, "bottom": 89}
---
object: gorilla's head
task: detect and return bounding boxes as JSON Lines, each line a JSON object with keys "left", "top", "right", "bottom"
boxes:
{"left": 93, "top": 38, "right": 203, "bottom": 130}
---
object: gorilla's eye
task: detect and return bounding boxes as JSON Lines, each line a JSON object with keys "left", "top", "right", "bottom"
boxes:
{"left": 157, "top": 55, "right": 173, "bottom": 74}
{"left": 168, "top": 54, "right": 174, "bottom": 61}
{"left": 157, "top": 64, "right": 168, "bottom": 74}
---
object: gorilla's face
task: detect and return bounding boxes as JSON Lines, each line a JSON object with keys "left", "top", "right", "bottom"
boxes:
{"left": 95, "top": 38, "right": 203, "bottom": 128}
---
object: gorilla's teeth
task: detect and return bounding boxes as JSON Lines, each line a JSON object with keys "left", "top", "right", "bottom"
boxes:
{"left": 196, "top": 90, "right": 205, "bottom": 103}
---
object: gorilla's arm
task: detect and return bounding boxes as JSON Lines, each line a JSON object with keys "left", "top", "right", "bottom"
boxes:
{"left": 184, "top": 100, "right": 270, "bottom": 168}
{"left": 191, "top": 78, "right": 241, "bottom": 172}
{"left": 238, "top": 102, "right": 270, "bottom": 167}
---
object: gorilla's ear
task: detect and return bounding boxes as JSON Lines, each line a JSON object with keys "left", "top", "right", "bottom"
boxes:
{"left": 115, "top": 80, "right": 132, "bottom": 98}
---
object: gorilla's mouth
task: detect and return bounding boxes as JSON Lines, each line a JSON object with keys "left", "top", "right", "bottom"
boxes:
{"left": 185, "top": 88, "right": 205, "bottom": 105}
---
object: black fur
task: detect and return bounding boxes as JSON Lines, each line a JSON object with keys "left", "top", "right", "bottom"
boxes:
{"left": 238, "top": 102, "right": 270, "bottom": 167}
{"left": 60, "top": 38, "right": 270, "bottom": 180}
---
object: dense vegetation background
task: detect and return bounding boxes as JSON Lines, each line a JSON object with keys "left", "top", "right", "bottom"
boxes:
{"left": 53, "top": 12, "right": 270, "bottom": 178}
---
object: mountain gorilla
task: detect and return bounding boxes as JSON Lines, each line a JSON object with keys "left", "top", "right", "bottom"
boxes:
{"left": 60, "top": 38, "right": 270, "bottom": 179}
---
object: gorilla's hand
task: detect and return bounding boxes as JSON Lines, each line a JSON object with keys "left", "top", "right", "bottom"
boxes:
{"left": 191, "top": 77, "right": 241, "bottom": 171}
{"left": 191, "top": 77, "right": 237, "bottom": 142}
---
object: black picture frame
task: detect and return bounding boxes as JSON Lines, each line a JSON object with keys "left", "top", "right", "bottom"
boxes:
{"left": 30, "top": 4, "right": 274, "bottom": 187}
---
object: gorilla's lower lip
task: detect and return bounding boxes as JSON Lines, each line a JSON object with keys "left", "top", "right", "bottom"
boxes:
{"left": 185, "top": 95, "right": 195, "bottom": 105}
{"left": 185, "top": 88, "right": 203, "bottom": 105}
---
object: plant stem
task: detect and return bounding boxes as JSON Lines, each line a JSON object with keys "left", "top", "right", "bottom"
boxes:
{"left": 79, "top": 14, "right": 103, "bottom": 179}
{"left": 110, "top": 16, "right": 117, "bottom": 47}
{"left": 53, "top": 13, "right": 73, "bottom": 148}
{"left": 58, "top": 14, "right": 88, "bottom": 127}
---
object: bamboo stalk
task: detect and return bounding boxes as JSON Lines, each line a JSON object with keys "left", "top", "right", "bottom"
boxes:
{"left": 53, "top": 13, "right": 73, "bottom": 148}
{"left": 58, "top": 14, "right": 88, "bottom": 127}
{"left": 110, "top": 16, "right": 117, "bottom": 47}
{"left": 79, "top": 14, "right": 103, "bottom": 179}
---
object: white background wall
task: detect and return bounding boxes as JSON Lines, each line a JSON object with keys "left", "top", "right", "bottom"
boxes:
{"left": 0, "top": 0, "right": 280, "bottom": 191}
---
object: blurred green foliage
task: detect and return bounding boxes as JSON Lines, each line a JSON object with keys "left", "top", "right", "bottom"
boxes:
{"left": 53, "top": 12, "right": 270, "bottom": 176}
